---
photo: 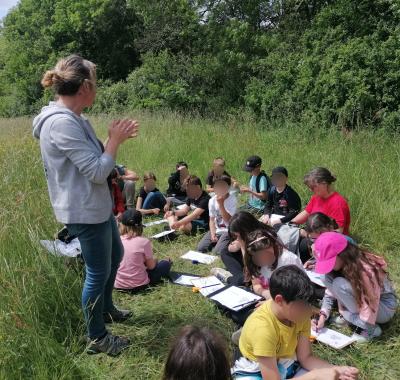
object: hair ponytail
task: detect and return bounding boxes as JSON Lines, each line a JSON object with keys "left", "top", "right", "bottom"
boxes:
{"left": 41, "top": 55, "right": 96, "bottom": 96}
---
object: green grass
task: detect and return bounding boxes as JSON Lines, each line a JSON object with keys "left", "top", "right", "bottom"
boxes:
{"left": 0, "top": 111, "right": 399, "bottom": 379}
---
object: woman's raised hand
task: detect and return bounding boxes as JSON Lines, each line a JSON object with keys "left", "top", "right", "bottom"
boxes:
{"left": 109, "top": 119, "right": 139, "bottom": 144}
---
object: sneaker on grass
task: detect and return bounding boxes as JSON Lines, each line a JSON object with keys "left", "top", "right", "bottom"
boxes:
{"left": 210, "top": 267, "right": 232, "bottom": 283}
{"left": 331, "top": 314, "right": 349, "bottom": 328}
{"left": 103, "top": 307, "right": 133, "bottom": 323}
{"left": 86, "top": 333, "right": 130, "bottom": 356}
{"left": 352, "top": 325, "right": 382, "bottom": 344}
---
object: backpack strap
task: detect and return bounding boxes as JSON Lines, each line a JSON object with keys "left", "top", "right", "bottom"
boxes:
{"left": 255, "top": 170, "right": 271, "bottom": 194}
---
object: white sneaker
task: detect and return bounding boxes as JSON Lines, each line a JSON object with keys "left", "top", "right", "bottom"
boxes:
{"left": 210, "top": 267, "right": 232, "bottom": 283}
{"left": 331, "top": 314, "right": 348, "bottom": 328}
{"left": 351, "top": 325, "right": 382, "bottom": 344}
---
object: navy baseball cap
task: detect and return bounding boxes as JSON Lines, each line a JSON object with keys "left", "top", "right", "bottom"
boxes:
{"left": 121, "top": 209, "right": 143, "bottom": 227}
{"left": 243, "top": 155, "right": 262, "bottom": 172}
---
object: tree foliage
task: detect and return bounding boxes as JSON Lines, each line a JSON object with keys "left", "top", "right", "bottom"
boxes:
{"left": 1, "top": 0, "right": 400, "bottom": 130}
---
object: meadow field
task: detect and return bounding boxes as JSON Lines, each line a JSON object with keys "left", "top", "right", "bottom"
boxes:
{"left": 0, "top": 112, "right": 399, "bottom": 379}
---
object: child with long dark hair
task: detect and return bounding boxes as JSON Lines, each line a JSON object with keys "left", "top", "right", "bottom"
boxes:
{"left": 245, "top": 228, "right": 303, "bottom": 300}
{"left": 162, "top": 325, "right": 232, "bottom": 380}
{"left": 213, "top": 211, "right": 266, "bottom": 286}
{"left": 303, "top": 212, "right": 355, "bottom": 270}
{"left": 313, "top": 232, "right": 397, "bottom": 343}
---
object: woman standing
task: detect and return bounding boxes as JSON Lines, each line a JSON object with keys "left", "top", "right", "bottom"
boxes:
{"left": 33, "top": 55, "right": 139, "bottom": 356}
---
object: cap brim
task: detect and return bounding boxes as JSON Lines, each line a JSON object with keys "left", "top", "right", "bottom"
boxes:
{"left": 243, "top": 165, "right": 254, "bottom": 172}
{"left": 315, "top": 256, "right": 337, "bottom": 275}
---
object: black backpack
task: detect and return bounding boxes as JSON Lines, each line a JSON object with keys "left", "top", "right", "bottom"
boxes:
{"left": 253, "top": 170, "right": 272, "bottom": 197}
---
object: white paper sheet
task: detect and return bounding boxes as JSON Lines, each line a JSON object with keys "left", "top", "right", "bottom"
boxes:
{"left": 310, "top": 327, "right": 356, "bottom": 349}
{"left": 40, "top": 238, "right": 81, "bottom": 258}
{"left": 270, "top": 214, "right": 285, "bottom": 224}
{"left": 143, "top": 219, "right": 168, "bottom": 227}
{"left": 180, "top": 250, "right": 218, "bottom": 264}
{"left": 191, "top": 276, "right": 225, "bottom": 296}
{"left": 210, "top": 286, "right": 262, "bottom": 311}
{"left": 173, "top": 275, "right": 201, "bottom": 286}
{"left": 306, "top": 270, "right": 326, "bottom": 288}
{"left": 176, "top": 204, "right": 187, "bottom": 210}
{"left": 151, "top": 229, "right": 176, "bottom": 239}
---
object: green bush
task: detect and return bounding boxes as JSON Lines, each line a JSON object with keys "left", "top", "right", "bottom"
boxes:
{"left": 2, "top": 0, "right": 400, "bottom": 131}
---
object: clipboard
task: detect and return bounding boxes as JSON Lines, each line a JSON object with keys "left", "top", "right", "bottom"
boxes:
{"left": 207, "top": 285, "right": 262, "bottom": 311}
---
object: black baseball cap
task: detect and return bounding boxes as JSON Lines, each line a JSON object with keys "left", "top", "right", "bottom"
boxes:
{"left": 271, "top": 166, "right": 289, "bottom": 177}
{"left": 176, "top": 161, "right": 188, "bottom": 169}
{"left": 121, "top": 209, "right": 143, "bottom": 227}
{"left": 243, "top": 155, "right": 262, "bottom": 172}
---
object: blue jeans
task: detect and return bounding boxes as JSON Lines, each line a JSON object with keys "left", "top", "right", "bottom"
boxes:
{"left": 142, "top": 191, "right": 166, "bottom": 210}
{"left": 66, "top": 215, "right": 124, "bottom": 339}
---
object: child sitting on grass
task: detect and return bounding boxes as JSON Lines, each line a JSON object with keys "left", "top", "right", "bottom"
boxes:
{"left": 240, "top": 155, "right": 271, "bottom": 215}
{"left": 197, "top": 175, "right": 237, "bottom": 253}
{"left": 313, "top": 232, "right": 397, "bottom": 343}
{"left": 165, "top": 161, "right": 190, "bottom": 209}
{"left": 206, "top": 156, "right": 238, "bottom": 193}
{"left": 136, "top": 172, "right": 167, "bottom": 215}
{"left": 261, "top": 166, "right": 301, "bottom": 226}
{"left": 163, "top": 325, "right": 232, "bottom": 380}
{"left": 110, "top": 168, "right": 125, "bottom": 221}
{"left": 234, "top": 265, "right": 359, "bottom": 380}
{"left": 302, "top": 212, "right": 355, "bottom": 270}
{"left": 244, "top": 228, "right": 303, "bottom": 301}
{"left": 165, "top": 175, "right": 210, "bottom": 234}
{"left": 114, "top": 209, "right": 171, "bottom": 293}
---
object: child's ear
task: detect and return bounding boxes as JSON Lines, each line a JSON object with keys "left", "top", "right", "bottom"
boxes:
{"left": 274, "top": 294, "right": 284, "bottom": 306}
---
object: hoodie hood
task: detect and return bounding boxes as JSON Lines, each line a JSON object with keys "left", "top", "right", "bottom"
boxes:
{"left": 33, "top": 101, "right": 83, "bottom": 139}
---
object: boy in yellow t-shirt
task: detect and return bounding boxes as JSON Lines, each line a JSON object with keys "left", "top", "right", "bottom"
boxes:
{"left": 235, "top": 265, "right": 359, "bottom": 380}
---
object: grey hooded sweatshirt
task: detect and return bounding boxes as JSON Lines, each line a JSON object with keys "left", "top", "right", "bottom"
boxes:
{"left": 33, "top": 102, "right": 115, "bottom": 224}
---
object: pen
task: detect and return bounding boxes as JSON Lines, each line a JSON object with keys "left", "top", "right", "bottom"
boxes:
{"left": 192, "top": 283, "right": 221, "bottom": 293}
{"left": 312, "top": 316, "right": 319, "bottom": 333}
{"left": 233, "top": 299, "right": 258, "bottom": 309}
{"left": 199, "top": 283, "right": 221, "bottom": 289}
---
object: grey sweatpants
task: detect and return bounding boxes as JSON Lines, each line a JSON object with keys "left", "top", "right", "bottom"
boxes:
{"left": 122, "top": 180, "right": 136, "bottom": 208}
{"left": 197, "top": 231, "right": 231, "bottom": 255}
{"left": 323, "top": 276, "right": 397, "bottom": 329}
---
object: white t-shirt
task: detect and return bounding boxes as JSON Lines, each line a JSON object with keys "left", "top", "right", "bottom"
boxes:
{"left": 259, "top": 249, "right": 303, "bottom": 283}
{"left": 209, "top": 193, "right": 237, "bottom": 234}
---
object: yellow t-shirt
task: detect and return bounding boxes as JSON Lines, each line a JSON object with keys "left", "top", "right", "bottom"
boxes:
{"left": 239, "top": 300, "right": 311, "bottom": 362}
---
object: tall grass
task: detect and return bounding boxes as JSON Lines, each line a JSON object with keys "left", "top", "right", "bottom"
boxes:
{"left": 0, "top": 113, "right": 399, "bottom": 379}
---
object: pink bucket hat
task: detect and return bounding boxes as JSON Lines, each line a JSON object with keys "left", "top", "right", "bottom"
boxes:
{"left": 314, "top": 232, "right": 348, "bottom": 274}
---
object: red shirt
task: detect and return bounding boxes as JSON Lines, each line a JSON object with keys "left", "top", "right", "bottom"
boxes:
{"left": 112, "top": 181, "right": 125, "bottom": 215}
{"left": 305, "top": 192, "right": 350, "bottom": 235}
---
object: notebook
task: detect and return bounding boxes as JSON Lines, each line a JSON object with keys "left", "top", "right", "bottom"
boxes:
{"left": 169, "top": 271, "right": 201, "bottom": 286}
{"left": 190, "top": 276, "right": 225, "bottom": 296}
{"left": 310, "top": 327, "right": 356, "bottom": 349}
{"left": 270, "top": 214, "right": 285, "bottom": 224}
{"left": 209, "top": 286, "right": 262, "bottom": 311}
{"left": 143, "top": 219, "right": 168, "bottom": 227}
{"left": 40, "top": 239, "right": 81, "bottom": 258}
{"left": 181, "top": 250, "right": 218, "bottom": 265}
{"left": 151, "top": 229, "right": 176, "bottom": 239}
